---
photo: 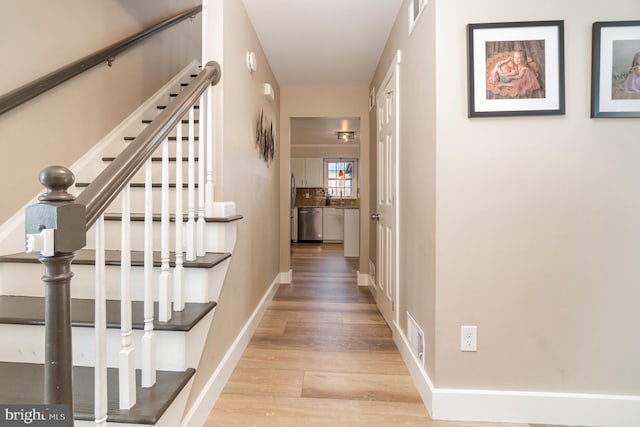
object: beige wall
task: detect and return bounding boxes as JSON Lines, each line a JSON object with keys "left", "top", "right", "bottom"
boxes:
{"left": 279, "top": 88, "right": 370, "bottom": 275}
{"left": 0, "top": 0, "right": 201, "bottom": 223}
{"left": 185, "top": 0, "right": 281, "bottom": 412}
{"left": 372, "top": 0, "right": 640, "bottom": 395}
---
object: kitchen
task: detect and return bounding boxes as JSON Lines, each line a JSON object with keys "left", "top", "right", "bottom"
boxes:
{"left": 289, "top": 117, "right": 360, "bottom": 258}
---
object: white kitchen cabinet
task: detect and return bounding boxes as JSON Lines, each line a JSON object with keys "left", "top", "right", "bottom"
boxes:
{"left": 292, "top": 157, "right": 324, "bottom": 187}
{"left": 322, "top": 208, "right": 343, "bottom": 242}
{"left": 343, "top": 208, "right": 359, "bottom": 257}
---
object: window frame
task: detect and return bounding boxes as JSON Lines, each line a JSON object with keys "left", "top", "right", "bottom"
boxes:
{"left": 324, "top": 158, "right": 358, "bottom": 199}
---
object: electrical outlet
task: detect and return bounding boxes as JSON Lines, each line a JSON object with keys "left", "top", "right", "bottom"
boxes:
{"left": 461, "top": 325, "right": 477, "bottom": 351}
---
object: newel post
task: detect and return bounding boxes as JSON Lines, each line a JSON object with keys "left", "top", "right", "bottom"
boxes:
{"left": 25, "top": 166, "right": 86, "bottom": 414}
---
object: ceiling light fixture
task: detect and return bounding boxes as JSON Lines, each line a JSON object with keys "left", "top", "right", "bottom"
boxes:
{"left": 336, "top": 131, "right": 355, "bottom": 142}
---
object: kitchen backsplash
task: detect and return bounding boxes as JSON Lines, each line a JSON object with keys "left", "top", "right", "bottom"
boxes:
{"left": 295, "top": 188, "right": 360, "bottom": 207}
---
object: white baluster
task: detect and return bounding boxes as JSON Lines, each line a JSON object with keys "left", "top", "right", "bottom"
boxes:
{"left": 119, "top": 186, "right": 136, "bottom": 409}
{"left": 197, "top": 94, "right": 206, "bottom": 256}
{"left": 94, "top": 215, "right": 108, "bottom": 426}
{"left": 174, "top": 115, "right": 185, "bottom": 311}
{"left": 205, "top": 85, "right": 215, "bottom": 217}
{"left": 159, "top": 137, "right": 172, "bottom": 322}
{"left": 186, "top": 106, "right": 196, "bottom": 261}
{"left": 142, "top": 159, "right": 156, "bottom": 388}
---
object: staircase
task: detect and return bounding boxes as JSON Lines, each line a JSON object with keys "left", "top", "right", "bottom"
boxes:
{"left": 0, "top": 61, "right": 237, "bottom": 426}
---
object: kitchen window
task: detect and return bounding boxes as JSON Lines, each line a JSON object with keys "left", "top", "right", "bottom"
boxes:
{"left": 325, "top": 159, "right": 357, "bottom": 198}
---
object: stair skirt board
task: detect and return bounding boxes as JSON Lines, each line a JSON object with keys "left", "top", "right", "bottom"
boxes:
{"left": 0, "top": 60, "right": 202, "bottom": 257}
{"left": 0, "top": 362, "right": 194, "bottom": 426}
{"left": 0, "top": 252, "right": 231, "bottom": 304}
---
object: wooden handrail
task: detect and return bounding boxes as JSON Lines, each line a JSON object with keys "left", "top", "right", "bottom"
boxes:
{"left": 0, "top": 5, "right": 202, "bottom": 116}
{"left": 76, "top": 61, "right": 220, "bottom": 229}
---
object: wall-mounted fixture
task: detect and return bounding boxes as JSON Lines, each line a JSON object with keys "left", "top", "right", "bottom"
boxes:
{"left": 264, "top": 83, "right": 274, "bottom": 101}
{"left": 246, "top": 51, "right": 257, "bottom": 72}
{"left": 336, "top": 131, "right": 355, "bottom": 142}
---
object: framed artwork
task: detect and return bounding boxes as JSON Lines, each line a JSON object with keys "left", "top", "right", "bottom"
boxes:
{"left": 591, "top": 21, "right": 640, "bottom": 118}
{"left": 467, "top": 20, "right": 565, "bottom": 117}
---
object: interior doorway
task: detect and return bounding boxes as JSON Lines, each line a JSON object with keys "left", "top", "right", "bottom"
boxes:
{"left": 289, "top": 117, "right": 361, "bottom": 261}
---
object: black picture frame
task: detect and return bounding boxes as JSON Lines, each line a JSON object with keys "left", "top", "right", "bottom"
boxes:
{"left": 467, "top": 20, "right": 565, "bottom": 117}
{"left": 591, "top": 21, "right": 640, "bottom": 118}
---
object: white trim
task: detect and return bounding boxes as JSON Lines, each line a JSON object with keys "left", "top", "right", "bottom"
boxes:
{"left": 408, "top": 0, "right": 427, "bottom": 36}
{"left": 356, "top": 271, "right": 368, "bottom": 287}
{"left": 180, "top": 275, "right": 280, "bottom": 427}
{"left": 393, "top": 322, "right": 640, "bottom": 427}
{"left": 392, "top": 318, "right": 434, "bottom": 416}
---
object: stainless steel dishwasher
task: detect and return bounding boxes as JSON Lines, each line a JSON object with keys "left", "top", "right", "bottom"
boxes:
{"left": 297, "top": 207, "right": 323, "bottom": 242}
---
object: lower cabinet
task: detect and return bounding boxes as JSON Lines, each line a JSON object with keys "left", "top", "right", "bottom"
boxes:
{"left": 322, "top": 208, "right": 343, "bottom": 242}
{"left": 343, "top": 209, "right": 360, "bottom": 257}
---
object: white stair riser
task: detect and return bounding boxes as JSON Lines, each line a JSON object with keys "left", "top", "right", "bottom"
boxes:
{"left": 85, "top": 219, "right": 229, "bottom": 253}
{"left": 101, "top": 160, "right": 201, "bottom": 184}
{"left": 0, "top": 309, "right": 213, "bottom": 372}
{"left": 102, "top": 186, "right": 205, "bottom": 213}
{"left": 0, "top": 259, "right": 231, "bottom": 303}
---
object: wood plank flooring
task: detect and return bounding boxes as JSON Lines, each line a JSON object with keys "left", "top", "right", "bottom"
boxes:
{"left": 205, "top": 243, "right": 554, "bottom": 426}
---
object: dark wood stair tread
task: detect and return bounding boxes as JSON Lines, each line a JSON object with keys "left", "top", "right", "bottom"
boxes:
{"left": 102, "top": 156, "right": 199, "bottom": 162}
{"left": 0, "top": 296, "right": 216, "bottom": 331}
{"left": 141, "top": 119, "right": 199, "bottom": 124}
{"left": 0, "top": 249, "right": 231, "bottom": 269}
{"left": 124, "top": 136, "right": 199, "bottom": 141}
{"left": 76, "top": 182, "right": 198, "bottom": 188}
{"left": 0, "top": 362, "right": 194, "bottom": 424}
{"left": 102, "top": 213, "right": 244, "bottom": 223}
{"left": 157, "top": 104, "right": 199, "bottom": 110}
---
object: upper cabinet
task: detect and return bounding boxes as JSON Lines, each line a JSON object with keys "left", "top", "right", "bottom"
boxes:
{"left": 292, "top": 157, "right": 324, "bottom": 187}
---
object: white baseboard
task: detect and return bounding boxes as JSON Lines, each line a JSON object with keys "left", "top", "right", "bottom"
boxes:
{"left": 356, "top": 271, "right": 368, "bottom": 287}
{"left": 393, "top": 321, "right": 640, "bottom": 427}
{"left": 180, "top": 275, "right": 280, "bottom": 427}
{"left": 280, "top": 269, "right": 292, "bottom": 284}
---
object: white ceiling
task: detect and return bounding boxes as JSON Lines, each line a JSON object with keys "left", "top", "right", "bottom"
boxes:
{"left": 291, "top": 117, "right": 360, "bottom": 145}
{"left": 242, "top": 0, "right": 403, "bottom": 88}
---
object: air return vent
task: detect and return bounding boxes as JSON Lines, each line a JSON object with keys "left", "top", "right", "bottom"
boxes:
{"left": 407, "top": 312, "right": 425, "bottom": 366}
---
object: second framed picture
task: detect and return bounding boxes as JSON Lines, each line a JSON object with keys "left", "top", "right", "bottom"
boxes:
{"left": 591, "top": 20, "right": 640, "bottom": 118}
{"left": 467, "top": 20, "right": 565, "bottom": 117}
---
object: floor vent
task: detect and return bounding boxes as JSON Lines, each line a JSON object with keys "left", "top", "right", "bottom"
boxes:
{"left": 407, "top": 312, "right": 425, "bottom": 366}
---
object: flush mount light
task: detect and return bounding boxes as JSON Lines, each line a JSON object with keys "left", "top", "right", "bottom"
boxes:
{"left": 336, "top": 131, "right": 355, "bottom": 142}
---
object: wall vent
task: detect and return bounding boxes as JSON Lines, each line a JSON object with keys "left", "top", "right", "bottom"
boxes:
{"left": 368, "top": 259, "right": 376, "bottom": 282}
{"left": 407, "top": 312, "right": 425, "bottom": 366}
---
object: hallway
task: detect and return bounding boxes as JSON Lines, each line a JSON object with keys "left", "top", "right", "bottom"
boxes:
{"left": 205, "top": 244, "right": 530, "bottom": 426}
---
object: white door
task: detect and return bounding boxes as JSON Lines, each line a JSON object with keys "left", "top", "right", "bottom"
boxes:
{"left": 374, "top": 52, "right": 399, "bottom": 326}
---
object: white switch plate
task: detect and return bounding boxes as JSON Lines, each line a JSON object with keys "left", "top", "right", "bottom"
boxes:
{"left": 461, "top": 325, "right": 477, "bottom": 351}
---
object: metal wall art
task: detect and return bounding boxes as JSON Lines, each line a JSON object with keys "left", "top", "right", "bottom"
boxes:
{"left": 467, "top": 20, "right": 565, "bottom": 117}
{"left": 256, "top": 108, "right": 275, "bottom": 165}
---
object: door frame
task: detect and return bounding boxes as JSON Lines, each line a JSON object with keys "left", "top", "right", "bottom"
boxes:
{"left": 374, "top": 50, "right": 401, "bottom": 327}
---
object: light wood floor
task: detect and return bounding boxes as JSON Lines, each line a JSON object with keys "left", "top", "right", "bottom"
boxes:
{"left": 205, "top": 243, "right": 563, "bottom": 427}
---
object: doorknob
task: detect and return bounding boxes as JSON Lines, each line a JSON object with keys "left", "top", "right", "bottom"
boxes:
{"left": 371, "top": 213, "right": 380, "bottom": 221}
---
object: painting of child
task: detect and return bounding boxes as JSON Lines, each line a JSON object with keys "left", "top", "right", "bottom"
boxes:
{"left": 485, "top": 40, "right": 545, "bottom": 99}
